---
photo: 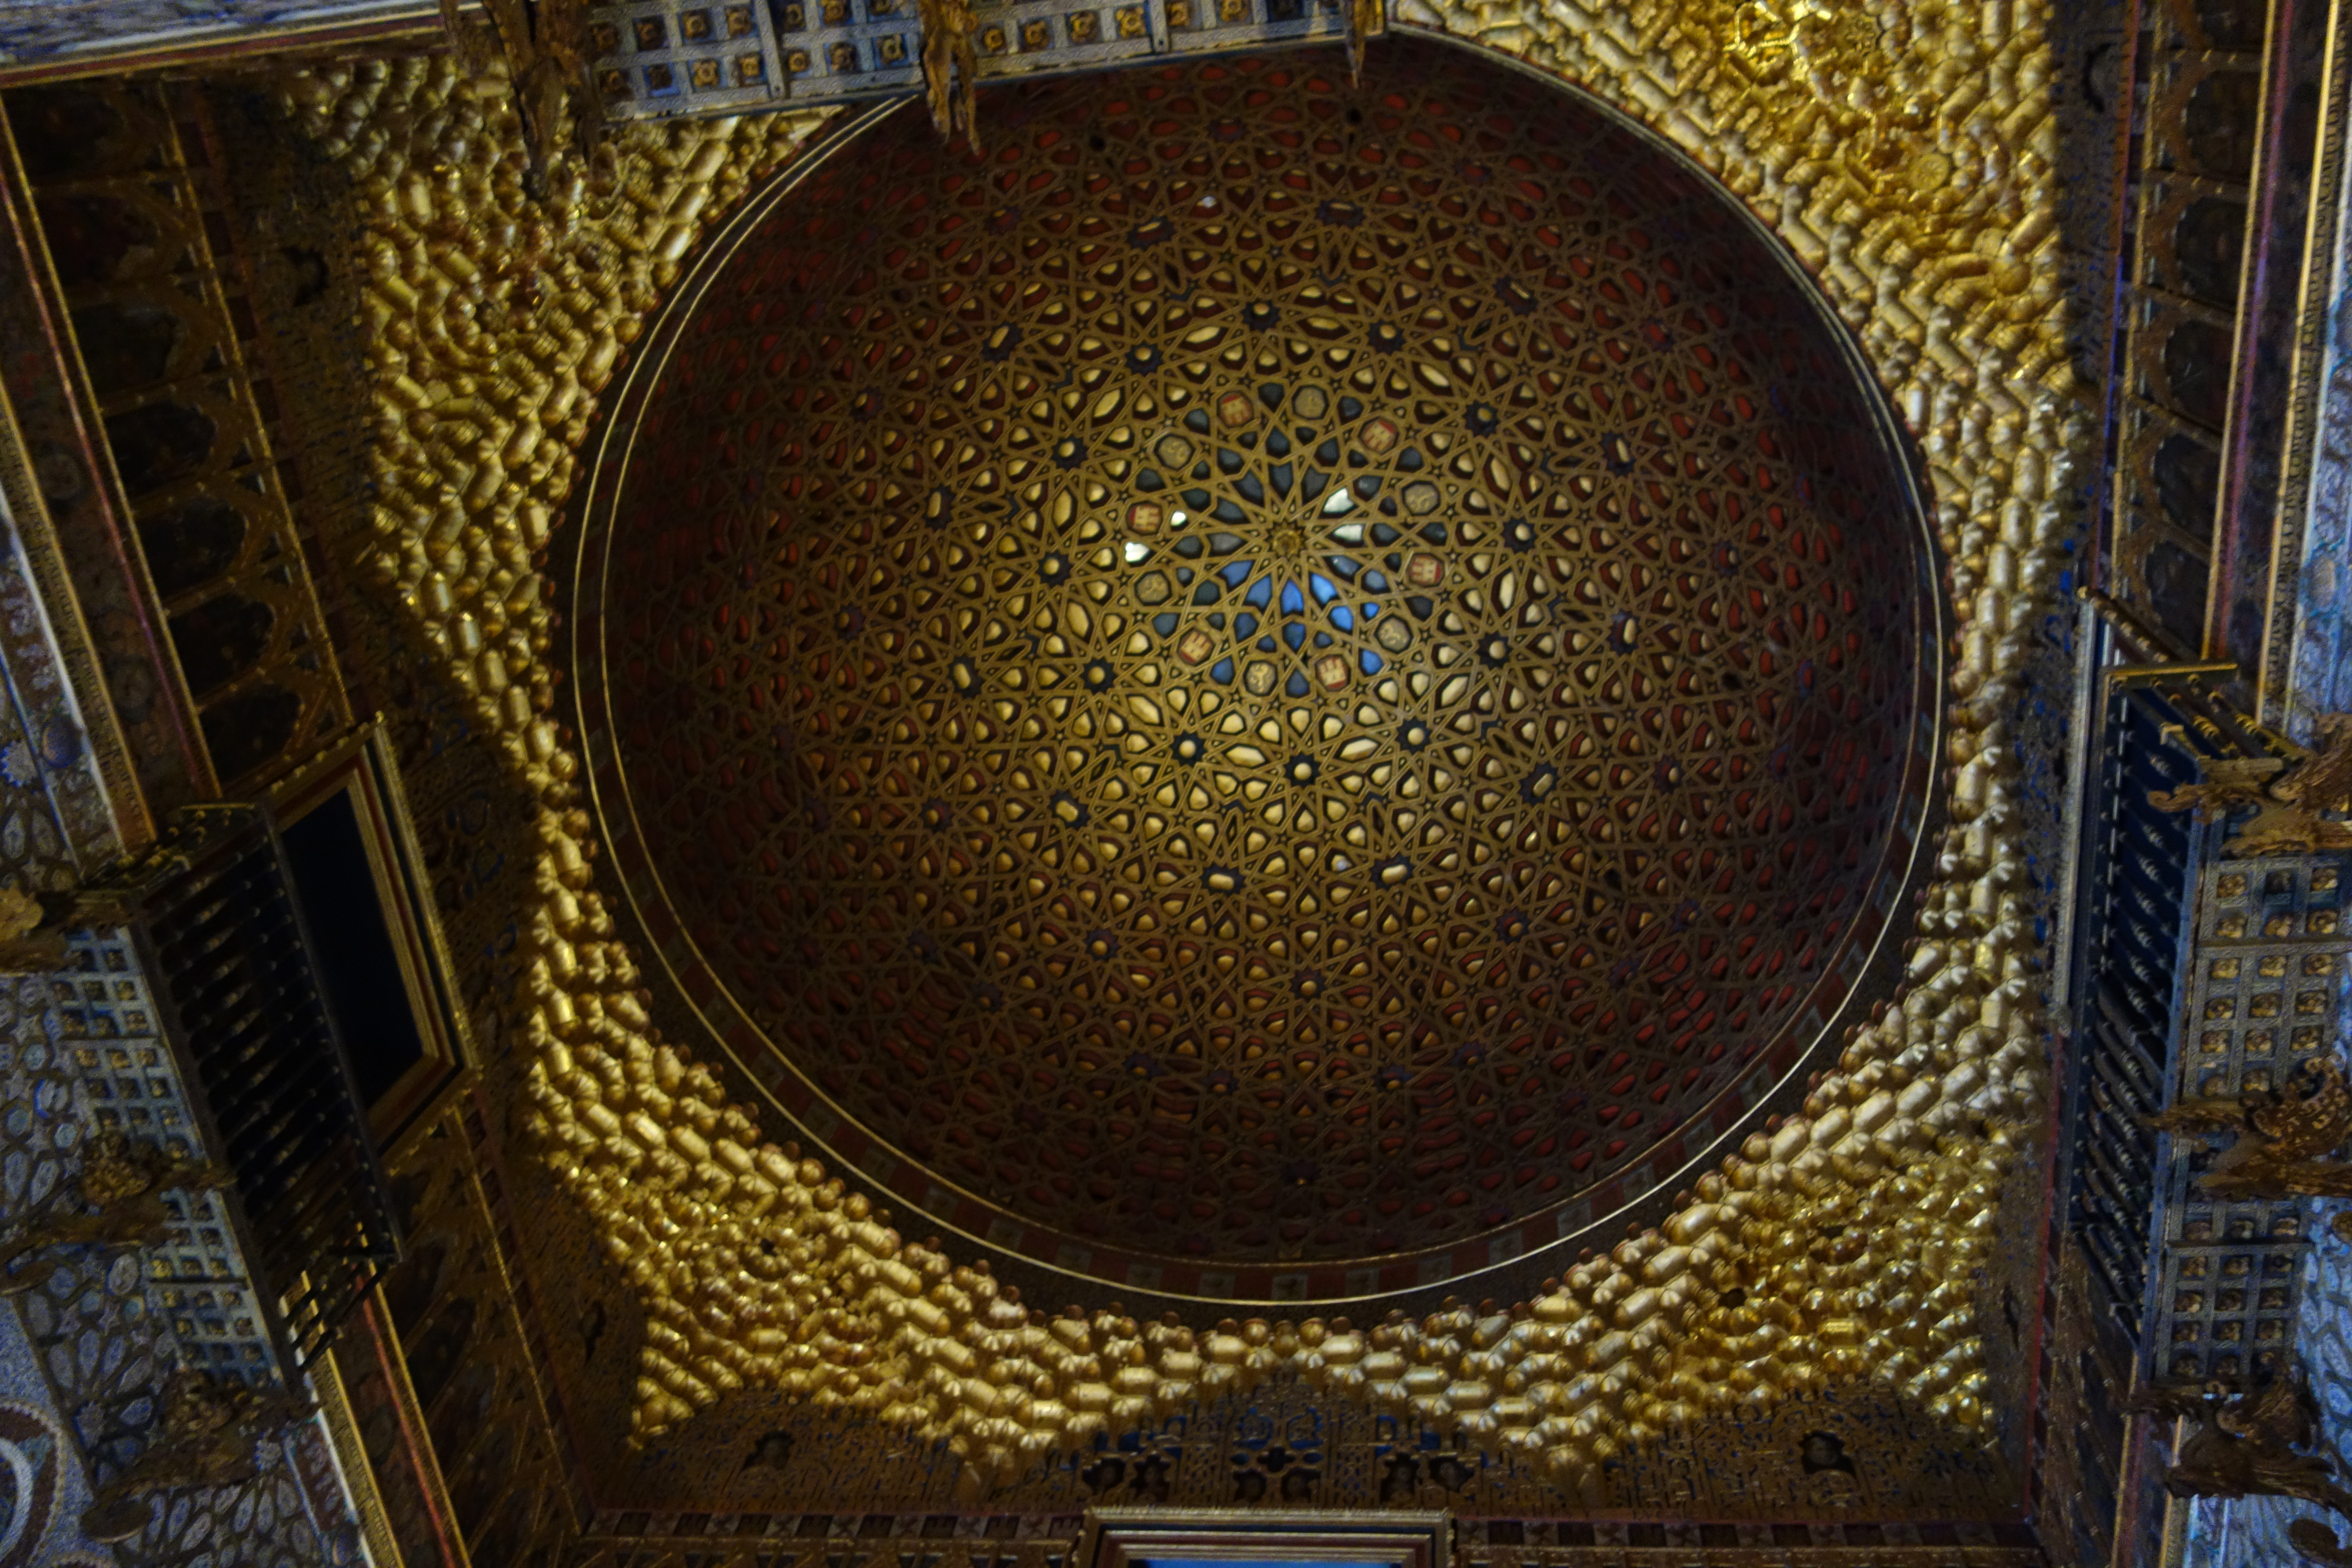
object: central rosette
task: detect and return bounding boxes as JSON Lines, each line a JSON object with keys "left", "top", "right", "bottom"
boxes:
{"left": 578, "top": 43, "right": 1936, "bottom": 1288}
{"left": 1098, "top": 381, "right": 1501, "bottom": 701}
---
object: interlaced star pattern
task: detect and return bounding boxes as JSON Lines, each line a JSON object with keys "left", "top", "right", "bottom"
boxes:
{"left": 585, "top": 43, "right": 1934, "bottom": 1271}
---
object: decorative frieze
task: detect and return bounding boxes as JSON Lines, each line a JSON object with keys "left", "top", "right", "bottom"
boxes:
{"left": 581, "top": 0, "right": 1363, "bottom": 122}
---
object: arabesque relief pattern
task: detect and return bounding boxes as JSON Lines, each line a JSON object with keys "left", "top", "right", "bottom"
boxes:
{"left": 278, "top": 0, "right": 2068, "bottom": 1497}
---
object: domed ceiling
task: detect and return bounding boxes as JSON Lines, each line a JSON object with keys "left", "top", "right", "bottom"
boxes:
{"left": 570, "top": 40, "right": 1942, "bottom": 1302}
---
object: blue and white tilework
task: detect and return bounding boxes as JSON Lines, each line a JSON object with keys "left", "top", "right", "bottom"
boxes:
{"left": 0, "top": 1295, "right": 113, "bottom": 1568}
{"left": 2285, "top": 150, "right": 2352, "bottom": 744}
{"left": 0, "top": 473, "right": 123, "bottom": 886}
{"left": 0, "top": 0, "right": 432, "bottom": 68}
{"left": 0, "top": 960, "right": 367, "bottom": 1565}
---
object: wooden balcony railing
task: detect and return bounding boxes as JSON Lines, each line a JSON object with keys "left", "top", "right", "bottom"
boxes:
{"left": 85, "top": 802, "right": 402, "bottom": 1367}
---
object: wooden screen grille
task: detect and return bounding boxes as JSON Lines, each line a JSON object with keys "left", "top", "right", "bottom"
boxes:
{"left": 2066, "top": 681, "right": 2202, "bottom": 1338}
{"left": 116, "top": 805, "right": 402, "bottom": 1368}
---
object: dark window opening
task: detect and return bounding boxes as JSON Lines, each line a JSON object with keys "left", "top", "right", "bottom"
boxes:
{"left": 283, "top": 790, "right": 427, "bottom": 1109}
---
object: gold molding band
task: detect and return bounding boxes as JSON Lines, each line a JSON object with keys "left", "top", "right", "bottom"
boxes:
{"left": 283, "top": 0, "right": 2068, "bottom": 1492}
{"left": 311, "top": 1318, "right": 411, "bottom": 1568}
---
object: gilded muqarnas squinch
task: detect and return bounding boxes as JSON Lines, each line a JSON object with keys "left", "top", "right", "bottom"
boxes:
{"left": 280, "top": 0, "right": 2066, "bottom": 1495}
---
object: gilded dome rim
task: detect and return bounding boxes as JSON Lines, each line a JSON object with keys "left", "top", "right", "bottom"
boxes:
{"left": 563, "top": 34, "right": 1950, "bottom": 1310}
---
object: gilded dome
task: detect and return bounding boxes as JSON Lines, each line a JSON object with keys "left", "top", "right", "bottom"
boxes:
{"left": 571, "top": 40, "right": 1940, "bottom": 1300}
